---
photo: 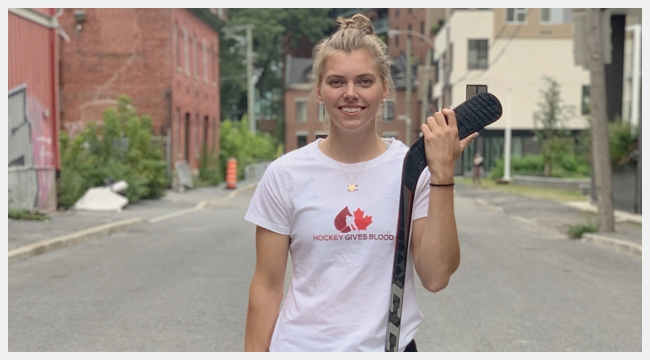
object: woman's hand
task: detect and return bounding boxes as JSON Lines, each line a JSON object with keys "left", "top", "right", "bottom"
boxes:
{"left": 420, "top": 108, "right": 478, "bottom": 184}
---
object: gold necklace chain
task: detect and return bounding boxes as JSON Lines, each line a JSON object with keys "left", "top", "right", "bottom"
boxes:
{"left": 337, "top": 160, "right": 369, "bottom": 192}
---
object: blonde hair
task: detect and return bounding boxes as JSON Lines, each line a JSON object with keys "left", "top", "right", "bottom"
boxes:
{"left": 312, "top": 14, "right": 393, "bottom": 132}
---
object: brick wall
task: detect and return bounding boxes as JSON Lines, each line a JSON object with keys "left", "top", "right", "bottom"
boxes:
{"left": 59, "top": 8, "right": 220, "bottom": 170}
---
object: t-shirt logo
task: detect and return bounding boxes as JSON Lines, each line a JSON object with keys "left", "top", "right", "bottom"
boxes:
{"left": 334, "top": 206, "right": 373, "bottom": 233}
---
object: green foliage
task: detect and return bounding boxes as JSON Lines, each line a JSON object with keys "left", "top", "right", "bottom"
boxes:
{"left": 8, "top": 208, "right": 50, "bottom": 221}
{"left": 532, "top": 76, "right": 578, "bottom": 176}
{"left": 220, "top": 9, "right": 335, "bottom": 123}
{"left": 568, "top": 220, "right": 598, "bottom": 239}
{"left": 198, "top": 144, "right": 221, "bottom": 186}
{"left": 488, "top": 153, "right": 590, "bottom": 180}
{"left": 219, "top": 115, "right": 277, "bottom": 180}
{"left": 608, "top": 119, "right": 639, "bottom": 166}
{"left": 57, "top": 95, "right": 168, "bottom": 209}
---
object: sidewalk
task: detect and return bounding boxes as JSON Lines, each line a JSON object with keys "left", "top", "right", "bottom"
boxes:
{"left": 454, "top": 182, "right": 642, "bottom": 256}
{"left": 8, "top": 181, "right": 257, "bottom": 263}
{"left": 8, "top": 180, "right": 642, "bottom": 263}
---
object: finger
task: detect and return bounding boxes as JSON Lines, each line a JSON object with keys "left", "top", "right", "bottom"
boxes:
{"left": 460, "top": 132, "right": 479, "bottom": 151}
{"left": 431, "top": 111, "right": 447, "bottom": 127}
{"left": 441, "top": 108, "right": 457, "bottom": 128}
{"left": 420, "top": 123, "right": 432, "bottom": 136}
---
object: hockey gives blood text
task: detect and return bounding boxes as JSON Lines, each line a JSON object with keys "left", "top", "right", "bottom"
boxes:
{"left": 313, "top": 206, "right": 395, "bottom": 241}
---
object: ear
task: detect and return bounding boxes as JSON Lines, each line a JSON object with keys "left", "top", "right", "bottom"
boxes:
{"left": 316, "top": 85, "right": 322, "bottom": 102}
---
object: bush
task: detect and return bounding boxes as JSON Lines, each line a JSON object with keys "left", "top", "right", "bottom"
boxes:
{"left": 568, "top": 221, "right": 598, "bottom": 239}
{"left": 219, "top": 115, "right": 277, "bottom": 180}
{"left": 609, "top": 120, "right": 638, "bottom": 166}
{"left": 488, "top": 153, "right": 590, "bottom": 180}
{"left": 57, "top": 95, "right": 168, "bottom": 209}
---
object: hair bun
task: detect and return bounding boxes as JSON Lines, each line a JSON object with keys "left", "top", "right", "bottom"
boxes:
{"left": 337, "top": 14, "right": 374, "bottom": 35}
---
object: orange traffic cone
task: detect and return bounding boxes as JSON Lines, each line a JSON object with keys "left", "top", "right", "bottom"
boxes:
{"left": 226, "top": 157, "right": 237, "bottom": 189}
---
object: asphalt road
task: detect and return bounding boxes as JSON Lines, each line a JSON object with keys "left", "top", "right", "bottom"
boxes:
{"left": 8, "top": 189, "right": 642, "bottom": 351}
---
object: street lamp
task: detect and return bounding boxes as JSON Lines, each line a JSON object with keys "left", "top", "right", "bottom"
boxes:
{"left": 387, "top": 29, "right": 434, "bottom": 145}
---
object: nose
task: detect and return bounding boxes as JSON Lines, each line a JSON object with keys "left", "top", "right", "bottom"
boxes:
{"left": 343, "top": 83, "right": 358, "bottom": 101}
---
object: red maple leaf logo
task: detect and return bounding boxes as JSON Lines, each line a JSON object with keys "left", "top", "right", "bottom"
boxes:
{"left": 353, "top": 208, "right": 373, "bottom": 230}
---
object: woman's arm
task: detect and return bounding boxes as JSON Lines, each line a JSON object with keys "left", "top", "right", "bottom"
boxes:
{"left": 244, "top": 226, "right": 290, "bottom": 351}
{"left": 411, "top": 109, "right": 477, "bottom": 292}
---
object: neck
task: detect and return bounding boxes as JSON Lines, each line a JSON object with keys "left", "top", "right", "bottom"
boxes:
{"left": 319, "top": 129, "right": 385, "bottom": 164}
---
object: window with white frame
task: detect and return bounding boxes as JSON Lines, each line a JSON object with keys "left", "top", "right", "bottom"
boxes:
{"left": 296, "top": 100, "right": 308, "bottom": 122}
{"left": 468, "top": 39, "right": 488, "bottom": 70}
{"left": 541, "top": 8, "right": 573, "bottom": 24}
{"left": 506, "top": 8, "right": 528, "bottom": 24}
{"left": 183, "top": 28, "right": 190, "bottom": 75}
{"left": 383, "top": 99, "right": 395, "bottom": 121}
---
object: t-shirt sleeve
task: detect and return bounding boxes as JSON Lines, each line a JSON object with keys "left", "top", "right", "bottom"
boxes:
{"left": 244, "top": 158, "right": 292, "bottom": 235}
{"left": 411, "top": 169, "right": 431, "bottom": 221}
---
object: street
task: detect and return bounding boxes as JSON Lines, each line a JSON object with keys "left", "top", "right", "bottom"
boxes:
{"left": 8, "top": 189, "right": 642, "bottom": 351}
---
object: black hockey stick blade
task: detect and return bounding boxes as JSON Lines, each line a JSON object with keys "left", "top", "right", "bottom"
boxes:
{"left": 385, "top": 92, "right": 502, "bottom": 352}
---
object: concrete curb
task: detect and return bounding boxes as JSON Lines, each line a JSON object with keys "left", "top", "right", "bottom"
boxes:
{"left": 8, "top": 183, "right": 260, "bottom": 263}
{"left": 563, "top": 201, "right": 642, "bottom": 225}
{"left": 8, "top": 217, "right": 145, "bottom": 263}
{"left": 581, "top": 233, "right": 642, "bottom": 256}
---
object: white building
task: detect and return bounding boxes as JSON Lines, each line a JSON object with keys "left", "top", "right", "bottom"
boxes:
{"left": 432, "top": 8, "right": 640, "bottom": 175}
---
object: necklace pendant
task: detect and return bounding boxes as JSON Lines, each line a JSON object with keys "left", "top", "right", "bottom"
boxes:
{"left": 347, "top": 183, "right": 358, "bottom": 192}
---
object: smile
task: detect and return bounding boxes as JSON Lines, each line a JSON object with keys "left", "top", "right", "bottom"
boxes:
{"left": 340, "top": 107, "right": 365, "bottom": 114}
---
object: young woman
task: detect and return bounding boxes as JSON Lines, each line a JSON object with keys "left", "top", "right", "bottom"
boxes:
{"left": 244, "top": 14, "right": 478, "bottom": 352}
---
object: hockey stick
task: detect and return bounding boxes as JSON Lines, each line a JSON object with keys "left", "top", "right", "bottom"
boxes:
{"left": 385, "top": 91, "right": 503, "bottom": 352}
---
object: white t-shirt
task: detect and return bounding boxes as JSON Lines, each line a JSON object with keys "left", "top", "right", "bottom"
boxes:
{"left": 245, "top": 138, "right": 431, "bottom": 352}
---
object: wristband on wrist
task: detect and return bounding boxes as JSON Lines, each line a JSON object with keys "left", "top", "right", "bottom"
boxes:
{"left": 429, "top": 182, "right": 455, "bottom": 187}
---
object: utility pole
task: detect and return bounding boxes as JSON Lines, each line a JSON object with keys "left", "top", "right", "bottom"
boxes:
{"left": 421, "top": 50, "right": 431, "bottom": 125}
{"left": 224, "top": 24, "right": 256, "bottom": 134}
{"left": 405, "top": 35, "right": 412, "bottom": 145}
{"left": 586, "top": 8, "right": 615, "bottom": 232}
{"left": 246, "top": 26, "right": 256, "bottom": 135}
{"left": 503, "top": 87, "right": 513, "bottom": 182}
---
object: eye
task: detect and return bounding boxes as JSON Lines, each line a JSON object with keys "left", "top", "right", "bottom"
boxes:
{"left": 328, "top": 79, "right": 343, "bottom": 86}
{"left": 359, "top": 78, "right": 373, "bottom": 86}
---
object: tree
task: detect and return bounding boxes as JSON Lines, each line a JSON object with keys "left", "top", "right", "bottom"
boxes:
{"left": 219, "top": 9, "right": 335, "bottom": 142}
{"left": 586, "top": 8, "right": 615, "bottom": 232}
{"left": 532, "top": 76, "right": 576, "bottom": 177}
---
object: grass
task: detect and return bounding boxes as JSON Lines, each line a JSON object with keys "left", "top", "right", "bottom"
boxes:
{"left": 455, "top": 177, "right": 590, "bottom": 203}
{"left": 568, "top": 221, "right": 599, "bottom": 239}
{"left": 8, "top": 208, "right": 51, "bottom": 221}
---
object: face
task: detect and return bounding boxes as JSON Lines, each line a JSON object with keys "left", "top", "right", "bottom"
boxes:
{"left": 316, "top": 49, "right": 388, "bottom": 133}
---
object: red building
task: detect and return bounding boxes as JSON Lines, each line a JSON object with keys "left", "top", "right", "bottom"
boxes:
{"left": 57, "top": 8, "right": 223, "bottom": 173}
{"left": 8, "top": 8, "right": 63, "bottom": 212}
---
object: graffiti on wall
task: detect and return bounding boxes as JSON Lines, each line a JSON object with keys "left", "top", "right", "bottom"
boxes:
{"left": 8, "top": 85, "right": 57, "bottom": 211}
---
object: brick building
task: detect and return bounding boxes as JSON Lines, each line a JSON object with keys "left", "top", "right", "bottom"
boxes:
{"left": 58, "top": 8, "right": 223, "bottom": 172}
{"left": 283, "top": 8, "right": 444, "bottom": 152}
{"left": 8, "top": 8, "right": 63, "bottom": 212}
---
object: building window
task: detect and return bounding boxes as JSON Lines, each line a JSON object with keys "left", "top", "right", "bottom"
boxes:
{"left": 420, "top": 21, "right": 424, "bottom": 41}
{"left": 582, "top": 85, "right": 590, "bottom": 115}
{"left": 193, "top": 35, "right": 199, "bottom": 79}
{"left": 395, "top": 28, "right": 400, "bottom": 47}
{"left": 212, "top": 43, "right": 217, "bottom": 83}
{"left": 183, "top": 28, "right": 190, "bottom": 75}
{"left": 466, "top": 84, "right": 488, "bottom": 99}
{"left": 174, "top": 22, "right": 180, "bottom": 69}
{"left": 395, "top": 9, "right": 399, "bottom": 17}
{"left": 297, "top": 135, "right": 307, "bottom": 148}
{"left": 383, "top": 99, "right": 395, "bottom": 121}
{"left": 468, "top": 39, "right": 488, "bottom": 70}
{"left": 296, "top": 100, "right": 308, "bottom": 122}
{"left": 315, "top": 133, "right": 327, "bottom": 140}
{"left": 541, "top": 8, "right": 573, "bottom": 24}
{"left": 506, "top": 8, "right": 528, "bottom": 24}
{"left": 203, "top": 39, "right": 209, "bottom": 82}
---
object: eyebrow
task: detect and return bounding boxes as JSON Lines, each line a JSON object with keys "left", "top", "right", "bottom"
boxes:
{"left": 325, "top": 73, "right": 378, "bottom": 80}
